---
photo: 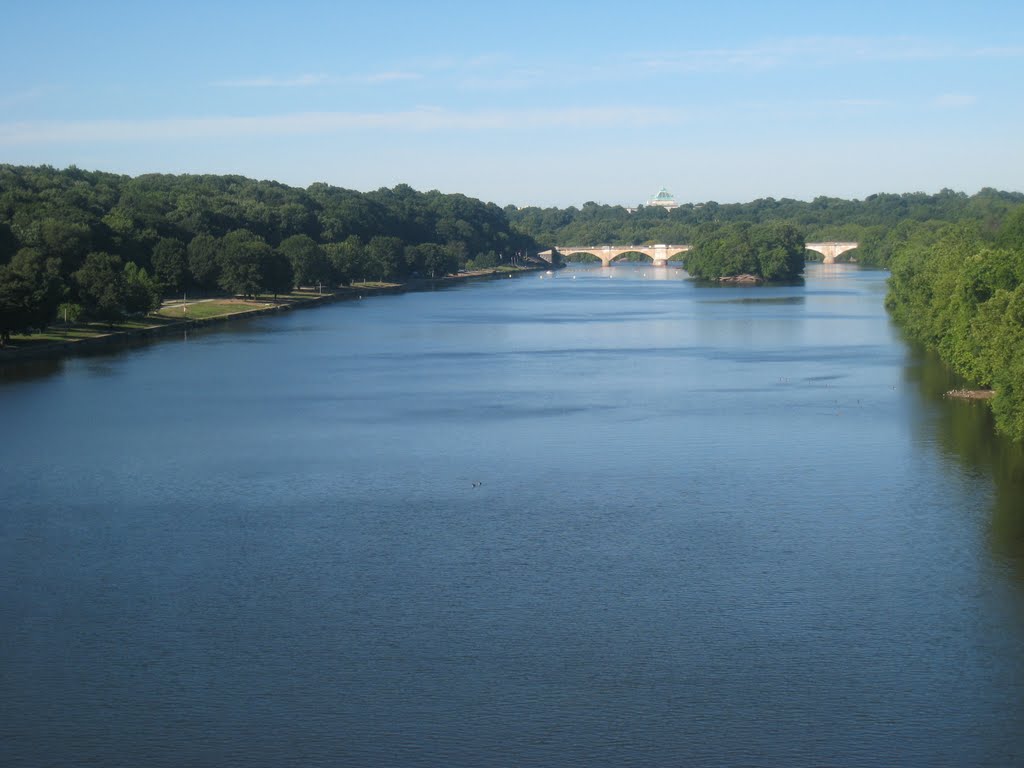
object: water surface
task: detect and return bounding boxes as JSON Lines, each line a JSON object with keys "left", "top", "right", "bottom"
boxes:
{"left": 2, "top": 263, "right": 1023, "bottom": 766}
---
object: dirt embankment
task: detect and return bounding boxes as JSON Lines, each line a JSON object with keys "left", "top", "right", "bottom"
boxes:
{"left": 944, "top": 389, "right": 995, "bottom": 400}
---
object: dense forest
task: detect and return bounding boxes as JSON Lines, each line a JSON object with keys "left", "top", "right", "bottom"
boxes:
{"left": 684, "top": 222, "right": 805, "bottom": 282}
{"left": 0, "top": 165, "right": 537, "bottom": 342}
{"left": 506, "top": 188, "right": 1024, "bottom": 268}
{"left": 886, "top": 208, "right": 1024, "bottom": 440}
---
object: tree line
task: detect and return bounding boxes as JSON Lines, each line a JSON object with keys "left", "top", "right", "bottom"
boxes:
{"left": 886, "top": 207, "right": 1024, "bottom": 440}
{"left": 0, "top": 165, "right": 537, "bottom": 342}
{"left": 506, "top": 188, "right": 1024, "bottom": 268}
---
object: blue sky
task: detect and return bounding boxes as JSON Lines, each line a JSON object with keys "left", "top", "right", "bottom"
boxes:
{"left": 2, "top": 1, "right": 1022, "bottom": 207}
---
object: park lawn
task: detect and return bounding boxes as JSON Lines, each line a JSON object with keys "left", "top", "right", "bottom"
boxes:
{"left": 350, "top": 281, "right": 401, "bottom": 289}
{"left": 156, "top": 300, "right": 268, "bottom": 320}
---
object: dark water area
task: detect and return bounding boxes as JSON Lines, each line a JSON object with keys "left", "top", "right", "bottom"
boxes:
{"left": 2, "top": 263, "right": 1023, "bottom": 767}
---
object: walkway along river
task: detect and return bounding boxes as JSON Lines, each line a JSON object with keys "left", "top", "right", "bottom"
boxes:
{"left": 1, "top": 262, "right": 1023, "bottom": 767}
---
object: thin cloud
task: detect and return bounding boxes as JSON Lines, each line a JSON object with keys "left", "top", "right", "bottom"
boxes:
{"left": 970, "top": 46, "right": 1024, "bottom": 58}
{"left": 637, "top": 46, "right": 785, "bottom": 73}
{"left": 0, "top": 85, "right": 59, "bottom": 108}
{"left": 459, "top": 68, "right": 549, "bottom": 90}
{"left": 821, "top": 98, "right": 891, "bottom": 108}
{"left": 0, "top": 107, "right": 688, "bottom": 145}
{"left": 212, "top": 73, "right": 330, "bottom": 88}
{"left": 933, "top": 93, "right": 977, "bottom": 108}
{"left": 349, "top": 71, "right": 423, "bottom": 84}
{"left": 634, "top": 36, "right": 1024, "bottom": 74}
{"left": 213, "top": 71, "right": 424, "bottom": 87}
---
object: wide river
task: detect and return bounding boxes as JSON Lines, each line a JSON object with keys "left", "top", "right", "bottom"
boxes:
{"left": 2, "top": 263, "right": 1024, "bottom": 767}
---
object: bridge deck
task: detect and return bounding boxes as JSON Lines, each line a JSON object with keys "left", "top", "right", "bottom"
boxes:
{"left": 539, "top": 241, "right": 859, "bottom": 266}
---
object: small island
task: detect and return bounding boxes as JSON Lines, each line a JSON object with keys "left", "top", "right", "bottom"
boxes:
{"left": 684, "top": 222, "right": 807, "bottom": 282}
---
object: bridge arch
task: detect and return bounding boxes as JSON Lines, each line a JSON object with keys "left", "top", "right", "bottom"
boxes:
{"left": 609, "top": 249, "right": 657, "bottom": 264}
{"left": 805, "top": 242, "right": 859, "bottom": 264}
{"left": 559, "top": 250, "right": 602, "bottom": 263}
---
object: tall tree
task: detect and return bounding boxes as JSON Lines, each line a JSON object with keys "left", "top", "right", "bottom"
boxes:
{"left": 324, "top": 236, "right": 365, "bottom": 285}
{"left": 218, "top": 230, "right": 271, "bottom": 298}
{"left": 278, "top": 234, "right": 331, "bottom": 288}
{"left": 151, "top": 237, "right": 188, "bottom": 295}
{"left": 123, "top": 261, "right": 161, "bottom": 314}
{"left": 187, "top": 233, "right": 220, "bottom": 291}
{"left": 73, "top": 252, "right": 127, "bottom": 322}
{"left": 0, "top": 249, "right": 64, "bottom": 344}
{"left": 262, "top": 249, "right": 294, "bottom": 298}
{"left": 365, "top": 235, "right": 404, "bottom": 282}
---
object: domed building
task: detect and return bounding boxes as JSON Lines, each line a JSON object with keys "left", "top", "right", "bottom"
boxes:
{"left": 647, "top": 187, "right": 680, "bottom": 210}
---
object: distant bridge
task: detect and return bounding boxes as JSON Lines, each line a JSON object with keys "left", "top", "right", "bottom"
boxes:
{"left": 539, "top": 241, "right": 858, "bottom": 267}
{"left": 541, "top": 245, "right": 691, "bottom": 267}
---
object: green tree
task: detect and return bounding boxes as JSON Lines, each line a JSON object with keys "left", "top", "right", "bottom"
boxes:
{"left": 217, "top": 230, "right": 271, "bottom": 298}
{"left": 278, "top": 234, "right": 331, "bottom": 288}
{"left": 405, "top": 243, "right": 459, "bottom": 278}
{"left": 685, "top": 222, "right": 804, "bottom": 281}
{"left": 752, "top": 223, "right": 805, "bottom": 281}
{"left": 262, "top": 249, "right": 294, "bottom": 298}
{"left": 0, "top": 249, "right": 64, "bottom": 345}
{"left": 123, "top": 261, "right": 161, "bottom": 314}
{"left": 365, "top": 235, "right": 404, "bottom": 282}
{"left": 324, "top": 236, "right": 365, "bottom": 285}
{"left": 996, "top": 205, "right": 1024, "bottom": 251}
{"left": 151, "top": 237, "right": 188, "bottom": 295}
{"left": 73, "top": 252, "right": 127, "bottom": 322}
{"left": 34, "top": 218, "right": 93, "bottom": 273}
{"left": 886, "top": 223, "right": 1024, "bottom": 440}
{"left": 187, "top": 233, "right": 220, "bottom": 291}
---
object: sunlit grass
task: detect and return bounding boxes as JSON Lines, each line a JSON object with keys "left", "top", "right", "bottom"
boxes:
{"left": 156, "top": 300, "right": 267, "bottom": 320}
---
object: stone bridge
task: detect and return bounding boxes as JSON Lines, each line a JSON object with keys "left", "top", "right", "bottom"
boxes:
{"left": 541, "top": 245, "right": 692, "bottom": 267}
{"left": 804, "top": 242, "right": 859, "bottom": 264}
{"left": 539, "top": 241, "right": 859, "bottom": 267}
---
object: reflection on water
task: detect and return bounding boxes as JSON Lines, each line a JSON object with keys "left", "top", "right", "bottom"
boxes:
{"left": 906, "top": 343, "right": 1024, "bottom": 575}
{"left": 701, "top": 295, "right": 807, "bottom": 305}
{"left": 0, "top": 356, "right": 65, "bottom": 384}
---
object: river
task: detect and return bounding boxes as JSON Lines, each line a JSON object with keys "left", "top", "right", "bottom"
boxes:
{"left": 2, "top": 262, "right": 1023, "bottom": 767}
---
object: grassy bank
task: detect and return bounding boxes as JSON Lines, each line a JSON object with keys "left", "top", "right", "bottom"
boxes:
{"left": 0, "top": 267, "right": 541, "bottom": 365}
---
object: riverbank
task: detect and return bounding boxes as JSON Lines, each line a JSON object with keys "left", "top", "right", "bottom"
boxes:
{"left": 944, "top": 388, "right": 996, "bottom": 400}
{"left": 0, "top": 265, "right": 546, "bottom": 366}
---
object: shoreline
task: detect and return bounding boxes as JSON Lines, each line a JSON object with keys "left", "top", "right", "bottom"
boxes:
{"left": 944, "top": 388, "right": 996, "bottom": 400}
{"left": 0, "top": 265, "right": 547, "bottom": 368}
